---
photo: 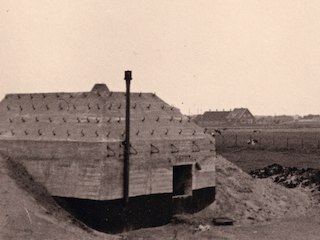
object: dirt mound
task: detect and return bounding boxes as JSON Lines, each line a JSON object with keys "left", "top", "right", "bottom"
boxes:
{"left": 0, "top": 155, "right": 116, "bottom": 240}
{"left": 195, "top": 155, "right": 312, "bottom": 223}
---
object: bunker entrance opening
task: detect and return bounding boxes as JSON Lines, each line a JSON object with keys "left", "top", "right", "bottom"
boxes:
{"left": 173, "top": 165, "right": 192, "bottom": 197}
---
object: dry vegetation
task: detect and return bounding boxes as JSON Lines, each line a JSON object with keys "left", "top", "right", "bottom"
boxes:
{"left": 214, "top": 127, "right": 320, "bottom": 151}
{"left": 215, "top": 127, "right": 320, "bottom": 172}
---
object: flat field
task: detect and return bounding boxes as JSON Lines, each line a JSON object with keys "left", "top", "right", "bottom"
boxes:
{"left": 215, "top": 127, "right": 320, "bottom": 150}
{"left": 213, "top": 127, "right": 320, "bottom": 172}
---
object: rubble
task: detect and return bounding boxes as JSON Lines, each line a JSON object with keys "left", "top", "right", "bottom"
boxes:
{"left": 194, "top": 224, "right": 210, "bottom": 232}
{"left": 250, "top": 164, "right": 320, "bottom": 190}
{"left": 212, "top": 217, "right": 234, "bottom": 226}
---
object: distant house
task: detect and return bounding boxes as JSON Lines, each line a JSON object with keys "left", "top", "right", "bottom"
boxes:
{"left": 226, "top": 108, "right": 255, "bottom": 124}
{"left": 194, "top": 111, "right": 230, "bottom": 126}
{"left": 194, "top": 108, "right": 255, "bottom": 126}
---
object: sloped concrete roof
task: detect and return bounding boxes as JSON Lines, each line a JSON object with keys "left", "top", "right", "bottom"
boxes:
{"left": 0, "top": 84, "right": 209, "bottom": 143}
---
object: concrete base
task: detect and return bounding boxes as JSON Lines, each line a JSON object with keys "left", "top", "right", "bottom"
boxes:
{"left": 54, "top": 187, "right": 215, "bottom": 233}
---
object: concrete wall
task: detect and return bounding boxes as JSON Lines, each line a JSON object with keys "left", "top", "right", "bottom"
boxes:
{"left": 0, "top": 138, "right": 215, "bottom": 200}
{"left": 0, "top": 87, "right": 215, "bottom": 201}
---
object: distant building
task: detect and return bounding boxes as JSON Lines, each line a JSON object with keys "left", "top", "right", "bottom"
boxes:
{"left": 194, "top": 108, "right": 255, "bottom": 127}
{"left": 226, "top": 108, "right": 255, "bottom": 124}
{"left": 194, "top": 111, "right": 230, "bottom": 126}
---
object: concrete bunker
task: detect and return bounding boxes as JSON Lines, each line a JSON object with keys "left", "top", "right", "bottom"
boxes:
{"left": 0, "top": 75, "right": 216, "bottom": 233}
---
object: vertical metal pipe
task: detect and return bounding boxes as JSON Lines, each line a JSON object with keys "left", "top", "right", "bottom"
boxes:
{"left": 124, "top": 70, "right": 132, "bottom": 204}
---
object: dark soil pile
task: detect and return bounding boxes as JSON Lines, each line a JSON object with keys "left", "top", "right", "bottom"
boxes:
{"left": 250, "top": 163, "right": 320, "bottom": 191}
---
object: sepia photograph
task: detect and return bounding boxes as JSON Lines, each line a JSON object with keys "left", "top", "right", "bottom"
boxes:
{"left": 1, "top": 1, "right": 320, "bottom": 239}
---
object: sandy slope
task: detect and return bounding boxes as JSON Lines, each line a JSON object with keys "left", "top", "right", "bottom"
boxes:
{"left": 0, "top": 155, "right": 116, "bottom": 240}
{"left": 199, "top": 155, "right": 312, "bottom": 223}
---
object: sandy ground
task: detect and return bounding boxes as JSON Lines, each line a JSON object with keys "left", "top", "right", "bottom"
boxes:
{"left": 200, "top": 155, "right": 312, "bottom": 223}
{"left": 0, "top": 155, "right": 117, "bottom": 240}
{"left": 123, "top": 155, "right": 319, "bottom": 239}
{"left": 123, "top": 209, "right": 320, "bottom": 240}
{"left": 1, "top": 153, "right": 320, "bottom": 240}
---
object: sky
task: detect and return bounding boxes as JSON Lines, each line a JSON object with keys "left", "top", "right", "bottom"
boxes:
{"left": 1, "top": 0, "right": 320, "bottom": 116}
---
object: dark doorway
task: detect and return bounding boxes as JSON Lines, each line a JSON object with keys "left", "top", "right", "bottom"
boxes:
{"left": 173, "top": 165, "right": 192, "bottom": 196}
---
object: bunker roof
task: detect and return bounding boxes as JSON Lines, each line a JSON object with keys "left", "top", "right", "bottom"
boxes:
{"left": 0, "top": 84, "right": 210, "bottom": 143}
